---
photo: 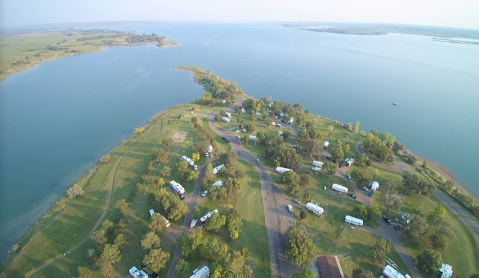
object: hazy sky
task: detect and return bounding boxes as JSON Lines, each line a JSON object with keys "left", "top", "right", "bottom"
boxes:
{"left": 1, "top": 0, "right": 478, "bottom": 29}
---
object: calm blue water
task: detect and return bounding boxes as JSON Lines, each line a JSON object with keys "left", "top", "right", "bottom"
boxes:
{"left": 1, "top": 23, "right": 478, "bottom": 259}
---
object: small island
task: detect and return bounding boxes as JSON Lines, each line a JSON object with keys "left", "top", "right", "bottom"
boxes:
{"left": 2, "top": 65, "right": 478, "bottom": 278}
{"left": 0, "top": 29, "right": 179, "bottom": 81}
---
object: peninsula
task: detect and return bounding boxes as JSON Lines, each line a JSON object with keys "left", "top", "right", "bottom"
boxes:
{"left": 1, "top": 66, "right": 478, "bottom": 278}
{"left": 0, "top": 29, "right": 179, "bottom": 81}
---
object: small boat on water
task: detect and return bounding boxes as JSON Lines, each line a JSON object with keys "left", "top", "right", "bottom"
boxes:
{"left": 393, "top": 102, "right": 398, "bottom": 106}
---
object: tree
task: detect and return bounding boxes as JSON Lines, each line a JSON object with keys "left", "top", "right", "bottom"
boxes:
{"left": 416, "top": 249, "right": 442, "bottom": 274}
{"left": 114, "top": 233, "right": 127, "bottom": 250}
{"left": 470, "top": 274, "right": 479, "bottom": 278}
{"left": 352, "top": 204, "right": 368, "bottom": 219}
{"left": 176, "top": 259, "right": 190, "bottom": 275}
{"left": 299, "top": 174, "right": 311, "bottom": 187}
{"left": 67, "top": 184, "right": 84, "bottom": 199}
{"left": 302, "top": 269, "right": 316, "bottom": 278}
{"left": 192, "top": 152, "right": 200, "bottom": 162}
{"left": 101, "top": 263, "right": 114, "bottom": 277}
{"left": 335, "top": 225, "right": 345, "bottom": 239}
{"left": 160, "top": 166, "right": 171, "bottom": 178}
{"left": 155, "top": 188, "right": 188, "bottom": 221}
{"left": 381, "top": 178, "right": 403, "bottom": 214}
{"left": 234, "top": 169, "right": 245, "bottom": 179}
{"left": 429, "top": 234, "right": 447, "bottom": 251}
{"left": 240, "top": 134, "right": 249, "bottom": 145}
{"left": 322, "top": 162, "right": 338, "bottom": 176}
{"left": 427, "top": 205, "right": 453, "bottom": 239}
{"left": 77, "top": 266, "right": 91, "bottom": 278}
{"left": 352, "top": 268, "right": 375, "bottom": 278}
{"left": 244, "top": 121, "right": 256, "bottom": 133}
{"left": 157, "top": 177, "right": 165, "bottom": 186}
{"left": 351, "top": 169, "right": 372, "bottom": 186}
{"left": 307, "top": 126, "right": 322, "bottom": 140}
{"left": 304, "top": 139, "right": 322, "bottom": 156}
{"left": 287, "top": 182, "right": 300, "bottom": 195}
{"left": 91, "top": 229, "right": 106, "bottom": 245}
{"left": 370, "top": 238, "right": 390, "bottom": 262}
{"left": 141, "top": 231, "right": 161, "bottom": 250}
{"left": 177, "top": 160, "right": 188, "bottom": 174}
{"left": 220, "top": 151, "right": 238, "bottom": 170}
{"left": 330, "top": 140, "right": 345, "bottom": 161}
{"left": 282, "top": 171, "right": 299, "bottom": 185}
{"left": 187, "top": 171, "right": 199, "bottom": 182}
{"left": 403, "top": 215, "right": 429, "bottom": 241}
{"left": 100, "top": 153, "right": 111, "bottom": 164}
{"left": 355, "top": 153, "right": 370, "bottom": 166}
{"left": 215, "top": 114, "right": 222, "bottom": 122}
{"left": 101, "top": 244, "right": 121, "bottom": 264}
{"left": 345, "top": 122, "right": 352, "bottom": 131}
{"left": 143, "top": 248, "right": 170, "bottom": 273}
{"left": 402, "top": 171, "right": 435, "bottom": 196}
{"left": 115, "top": 199, "right": 129, "bottom": 215}
{"left": 204, "top": 162, "right": 214, "bottom": 179}
{"left": 149, "top": 213, "right": 167, "bottom": 234}
{"left": 297, "top": 130, "right": 310, "bottom": 144}
{"left": 285, "top": 225, "right": 315, "bottom": 268}
{"left": 205, "top": 212, "right": 226, "bottom": 231}
{"left": 282, "top": 130, "right": 291, "bottom": 140}
{"left": 300, "top": 209, "right": 308, "bottom": 220}
{"left": 227, "top": 216, "right": 243, "bottom": 239}
{"left": 353, "top": 121, "right": 360, "bottom": 133}
{"left": 303, "top": 190, "right": 311, "bottom": 200}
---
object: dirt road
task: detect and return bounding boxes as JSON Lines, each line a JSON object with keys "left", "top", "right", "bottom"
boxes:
{"left": 206, "top": 111, "right": 300, "bottom": 278}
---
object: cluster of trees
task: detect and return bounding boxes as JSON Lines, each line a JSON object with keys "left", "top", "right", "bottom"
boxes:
{"left": 89, "top": 219, "right": 129, "bottom": 277}
{"left": 380, "top": 178, "right": 404, "bottom": 214}
{"left": 192, "top": 70, "right": 240, "bottom": 103}
{"left": 281, "top": 171, "right": 311, "bottom": 195}
{"left": 354, "top": 153, "right": 371, "bottom": 166}
{"left": 351, "top": 169, "right": 372, "bottom": 186}
{"left": 329, "top": 139, "right": 349, "bottom": 161}
{"left": 285, "top": 225, "right": 316, "bottom": 268}
{"left": 176, "top": 160, "right": 198, "bottom": 182}
{"left": 133, "top": 127, "right": 145, "bottom": 134}
{"left": 224, "top": 206, "right": 243, "bottom": 240}
{"left": 259, "top": 133, "right": 302, "bottom": 170}
{"left": 351, "top": 204, "right": 382, "bottom": 223}
{"left": 370, "top": 238, "right": 391, "bottom": 262}
{"left": 178, "top": 231, "right": 252, "bottom": 278}
{"left": 363, "top": 133, "right": 394, "bottom": 162}
{"left": 403, "top": 204, "right": 454, "bottom": 252}
{"left": 155, "top": 139, "right": 173, "bottom": 163}
{"left": 67, "top": 184, "right": 84, "bottom": 199}
{"left": 207, "top": 177, "right": 243, "bottom": 200}
{"left": 124, "top": 33, "right": 166, "bottom": 44}
{"left": 154, "top": 188, "right": 188, "bottom": 221}
{"left": 402, "top": 171, "right": 435, "bottom": 197}
{"left": 191, "top": 117, "right": 218, "bottom": 153}
{"left": 416, "top": 249, "right": 442, "bottom": 274}
{"left": 99, "top": 153, "right": 111, "bottom": 164}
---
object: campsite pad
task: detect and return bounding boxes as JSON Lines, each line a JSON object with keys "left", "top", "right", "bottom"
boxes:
{"left": 172, "top": 131, "right": 188, "bottom": 141}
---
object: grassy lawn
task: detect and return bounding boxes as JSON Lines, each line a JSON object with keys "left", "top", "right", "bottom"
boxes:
{"left": 190, "top": 160, "right": 272, "bottom": 278}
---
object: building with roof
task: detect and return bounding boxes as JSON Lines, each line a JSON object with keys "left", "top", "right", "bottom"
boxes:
{"left": 317, "top": 255, "right": 344, "bottom": 278}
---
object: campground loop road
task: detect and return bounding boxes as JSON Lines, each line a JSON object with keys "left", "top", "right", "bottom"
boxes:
{"left": 205, "top": 111, "right": 300, "bottom": 278}
{"left": 356, "top": 142, "right": 479, "bottom": 240}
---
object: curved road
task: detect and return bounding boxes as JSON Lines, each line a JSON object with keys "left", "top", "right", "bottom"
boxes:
{"left": 206, "top": 111, "right": 300, "bottom": 278}
{"left": 356, "top": 143, "right": 479, "bottom": 240}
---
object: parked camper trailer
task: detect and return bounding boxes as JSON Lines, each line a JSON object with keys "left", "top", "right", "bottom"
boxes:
{"left": 208, "top": 145, "right": 213, "bottom": 153}
{"left": 222, "top": 117, "right": 231, "bottom": 123}
{"left": 323, "top": 141, "right": 330, "bottom": 149}
{"left": 275, "top": 167, "right": 293, "bottom": 174}
{"left": 249, "top": 135, "right": 257, "bottom": 141}
{"left": 213, "top": 164, "right": 225, "bottom": 174}
{"left": 212, "top": 180, "right": 223, "bottom": 187}
{"left": 288, "top": 118, "right": 294, "bottom": 124}
{"left": 180, "top": 155, "right": 195, "bottom": 167}
{"left": 312, "top": 161, "right": 324, "bottom": 168}
{"left": 170, "top": 180, "right": 185, "bottom": 194}
{"left": 370, "top": 181, "right": 379, "bottom": 191}
{"left": 382, "top": 265, "right": 411, "bottom": 278}
{"left": 332, "top": 183, "right": 348, "bottom": 193}
{"left": 345, "top": 215, "right": 363, "bottom": 226}
{"left": 199, "top": 209, "right": 219, "bottom": 224}
{"left": 305, "top": 202, "right": 324, "bottom": 215}
{"left": 129, "top": 266, "right": 148, "bottom": 278}
{"left": 189, "top": 266, "right": 210, "bottom": 278}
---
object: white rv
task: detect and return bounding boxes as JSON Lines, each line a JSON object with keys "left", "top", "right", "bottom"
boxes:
{"left": 129, "top": 266, "right": 148, "bottom": 278}
{"left": 323, "top": 141, "right": 330, "bottom": 149}
{"left": 189, "top": 266, "right": 210, "bottom": 278}
{"left": 369, "top": 181, "right": 379, "bottom": 191}
{"left": 212, "top": 180, "right": 223, "bottom": 187}
{"left": 332, "top": 183, "right": 348, "bottom": 193}
{"left": 305, "top": 202, "right": 324, "bottom": 215}
{"left": 180, "top": 155, "right": 195, "bottom": 167}
{"left": 275, "top": 167, "right": 293, "bottom": 174}
{"left": 288, "top": 118, "right": 294, "bottom": 124}
{"left": 170, "top": 180, "right": 185, "bottom": 194}
{"left": 213, "top": 164, "right": 225, "bottom": 174}
{"left": 222, "top": 117, "right": 231, "bottom": 123}
{"left": 249, "top": 135, "right": 256, "bottom": 141}
{"left": 312, "top": 161, "right": 324, "bottom": 168}
{"left": 344, "top": 215, "right": 363, "bottom": 226}
{"left": 382, "top": 265, "right": 411, "bottom": 278}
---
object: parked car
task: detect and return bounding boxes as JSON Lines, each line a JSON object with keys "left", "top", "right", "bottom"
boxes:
{"left": 225, "top": 138, "right": 230, "bottom": 142}
{"left": 292, "top": 199, "right": 300, "bottom": 204}
{"left": 361, "top": 186, "right": 369, "bottom": 191}
{"left": 287, "top": 205, "right": 293, "bottom": 213}
{"left": 386, "top": 258, "right": 398, "bottom": 269}
{"left": 346, "top": 174, "right": 352, "bottom": 179}
{"left": 194, "top": 165, "right": 198, "bottom": 171}
{"left": 205, "top": 153, "right": 209, "bottom": 157}
{"left": 179, "top": 194, "right": 186, "bottom": 200}
{"left": 368, "top": 191, "right": 375, "bottom": 197}
{"left": 347, "top": 193, "right": 357, "bottom": 199}
{"left": 222, "top": 136, "right": 227, "bottom": 140}
{"left": 383, "top": 216, "right": 391, "bottom": 225}
{"left": 201, "top": 191, "right": 208, "bottom": 197}
{"left": 394, "top": 224, "right": 401, "bottom": 230}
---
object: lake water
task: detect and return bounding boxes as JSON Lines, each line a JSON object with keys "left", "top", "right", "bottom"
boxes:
{"left": 1, "top": 23, "right": 478, "bottom": 260}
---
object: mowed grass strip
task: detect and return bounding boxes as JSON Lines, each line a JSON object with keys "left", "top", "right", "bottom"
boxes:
{"left": 197, "top": 160, "right": 272, "bottom": 278}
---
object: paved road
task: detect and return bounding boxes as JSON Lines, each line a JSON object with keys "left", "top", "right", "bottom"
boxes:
{"left": 206, "top": 111, "right": 300, "bottom": 278}
{"left": 356, "top": 142, "right": 479, "bottom": 240}
{"left": 362, "top": 221, "right": 422, "bottom": 278}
